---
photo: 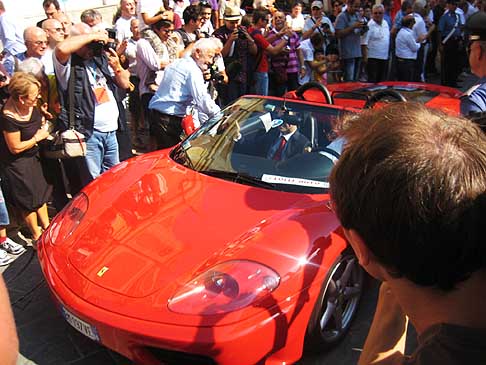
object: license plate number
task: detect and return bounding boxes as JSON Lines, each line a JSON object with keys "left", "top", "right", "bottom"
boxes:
{"left": 61, "top": 306, "right": 100, "bottom": 342}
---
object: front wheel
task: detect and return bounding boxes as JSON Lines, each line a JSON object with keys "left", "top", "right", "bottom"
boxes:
{"left": 304, "top": 249, "right": 365, "bottom": 351}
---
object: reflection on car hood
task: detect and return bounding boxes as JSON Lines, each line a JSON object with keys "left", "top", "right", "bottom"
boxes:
{"left": 66, "top": 154, "right": 321, "bottom": 299}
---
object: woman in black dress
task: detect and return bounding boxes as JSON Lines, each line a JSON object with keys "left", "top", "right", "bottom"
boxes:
{"left": 0, "top": 72, "right": 51, "bottom": 242}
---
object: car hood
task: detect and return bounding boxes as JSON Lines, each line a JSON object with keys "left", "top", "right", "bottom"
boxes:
{"left": 66, "top": 153, "right": 327, "bottom": 299}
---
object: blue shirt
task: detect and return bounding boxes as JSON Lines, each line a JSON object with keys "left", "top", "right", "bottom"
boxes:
{"left": 149, "top": 57, "right": 220, "bottom": 122}
{"left": 460, "top": 77, "right": 486, "bottom": 116}
{"left": 438, "top": 10, "right": 462, "bottom": 40}
{"left": 335, "top": 11, "right": 362, "bottom": 59}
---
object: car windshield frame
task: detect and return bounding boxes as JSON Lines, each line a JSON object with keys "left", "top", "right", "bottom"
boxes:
{"left": 171, "top": 96, "right": 350, "bottom": 194}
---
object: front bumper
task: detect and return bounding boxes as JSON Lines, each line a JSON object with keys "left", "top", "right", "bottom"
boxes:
{"left": 38, "top": 241, "right": 315, "bottom": 365}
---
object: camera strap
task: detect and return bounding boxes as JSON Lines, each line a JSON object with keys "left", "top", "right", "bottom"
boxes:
{"left": 310, "top": 17, "right": 326, "bottom": 38}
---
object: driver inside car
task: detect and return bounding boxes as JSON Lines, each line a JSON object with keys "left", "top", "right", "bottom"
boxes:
{"left": 234, "top": 115, "right": 311, "bottom": 161}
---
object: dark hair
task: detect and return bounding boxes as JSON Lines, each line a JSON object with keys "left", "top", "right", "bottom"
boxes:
{"left": 401, "top": 0, "right": 412, "bottom": 12}
{"left": 292, "top": 0, "right": 304, "bottom": 8}
{"left": 330, "top": 103, "right": 486, "bottom": 291}
{"left": 183, "top": 4, "right": 201, "bottom": 24}
{"left": 310, "top": 32, "right": 325, "bottom": 48}
{"left": 252, "top": 7, "right": 270, "bottom": 24}
{"left": 152, "top": 15, "right": 173, "bottom": 31}
{"left": 326, "top": 44, "right": 339, "bottom": 55}
{"left": 43, "top": 0, "right": 60, "bottom": 10}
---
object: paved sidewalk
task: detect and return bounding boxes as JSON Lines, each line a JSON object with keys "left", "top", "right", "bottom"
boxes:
{"left": 4, "top": 245, "right": 131, "bottom": 365}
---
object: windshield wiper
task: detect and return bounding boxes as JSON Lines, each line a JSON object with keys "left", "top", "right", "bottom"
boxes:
{"left": 201, "top": 169, "right": 276, "bottom": 189}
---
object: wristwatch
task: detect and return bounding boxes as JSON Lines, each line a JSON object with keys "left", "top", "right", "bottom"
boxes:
{"left": 282, "top": 35, "right": 289, "bottom": 41}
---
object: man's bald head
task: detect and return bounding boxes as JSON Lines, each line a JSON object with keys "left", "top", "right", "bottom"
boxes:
{"left": 42, "top": 18, "right": 65, "bottom": 45}
{"left": 23, "top": 27, "right": 48, "bottom": 58}
{"left": 53, "top": 11, "right": 72, "bottom": 38}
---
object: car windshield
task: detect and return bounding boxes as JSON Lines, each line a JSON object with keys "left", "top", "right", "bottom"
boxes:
{"left": 171, "top": 96, "right": 348, "bottom": 194}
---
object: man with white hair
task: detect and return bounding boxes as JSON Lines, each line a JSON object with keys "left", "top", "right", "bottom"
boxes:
{"left": 361, "top": 4, "right": 390, "bottom": 82}
{"left": 54, "top": 22, "right": 131, "bottom": 188}
{"left": 149, "top": 37, "right": 221, "bottom": 148}
{"left": 4, "top": 27, "right": 48, "bottom": 75}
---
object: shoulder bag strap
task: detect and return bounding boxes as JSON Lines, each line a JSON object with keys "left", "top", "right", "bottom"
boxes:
{"left": 68, "top": 64, "right": 75, "bottom": 129}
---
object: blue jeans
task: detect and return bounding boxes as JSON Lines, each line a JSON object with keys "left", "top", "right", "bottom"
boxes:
{"left": 252, "top": 72, "right": 269, "bottom": 96}
{"left": 0, "top": 185, "right": 9, "bottom": 226}
{"left": 83, "top": 130, "right": 120, "bottom": 185}
{"left": 342, "top": 58, "right": 362, "bottom": 82}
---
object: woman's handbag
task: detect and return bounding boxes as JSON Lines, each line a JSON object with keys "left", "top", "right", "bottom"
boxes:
{"left": 43, "top": 65, "right": 87, "bottom": 159}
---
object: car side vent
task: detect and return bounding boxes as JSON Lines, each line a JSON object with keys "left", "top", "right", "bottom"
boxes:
{"left": 146, "top": 347, "right": 217, "bottom": 365}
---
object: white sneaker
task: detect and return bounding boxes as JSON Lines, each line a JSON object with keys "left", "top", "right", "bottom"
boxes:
{"left": 0, "top": 248, "right": 14, "bottom": 266}
{"left": 1, "top": 238, "right": 26, "bottom": 255}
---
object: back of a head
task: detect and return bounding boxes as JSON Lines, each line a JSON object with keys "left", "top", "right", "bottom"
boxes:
{"left": 330, "top": 103, "right": 486, "bottom": 291}
{"left": 183, "top": 5, "right": 201, "bottom": 24}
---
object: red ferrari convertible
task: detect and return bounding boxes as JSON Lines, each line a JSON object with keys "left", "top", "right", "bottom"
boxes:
{"left": 38, "top": 90, "right": 365, "bottom": 365}
{"left": 289, "top": 81, "right": 462, "bottom": 115}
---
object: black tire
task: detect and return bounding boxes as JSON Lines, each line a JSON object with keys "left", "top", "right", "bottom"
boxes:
{"left": 304, "top": 248, "right": 365, "bottom": 352}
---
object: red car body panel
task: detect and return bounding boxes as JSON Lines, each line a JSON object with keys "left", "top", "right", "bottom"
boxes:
{"left": 286, "top": 82, "right": 461, "bottom": 115}
{"left": 38, "top": 147, "right": 348, "bottom": 364}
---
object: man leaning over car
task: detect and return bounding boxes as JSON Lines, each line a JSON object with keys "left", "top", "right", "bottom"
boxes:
{"left": 148, "top": 37, "right": 221, "bottom": 149}
{"left": 330, "top": 103, "right": 486, "bottom": 365}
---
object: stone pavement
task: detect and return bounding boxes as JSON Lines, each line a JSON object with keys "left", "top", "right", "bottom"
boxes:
{"left": 3, "top": 243, "right": 132, "bottom": 365}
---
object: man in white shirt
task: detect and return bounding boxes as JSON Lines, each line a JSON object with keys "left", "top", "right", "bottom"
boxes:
{"left": 302, "top": 0, "right": 335, "bottom": 41}
{"left": 138, "top": 0, "right": 165, "bottom": 30}
{"left": 396, "top": 15, "right": 426, "bottom": 81}
{"left": 115, "top": 0, "right": 137, "bottom": 42}
{"left": 362, "top": 4, "right": 390, "bottom": 82}
{"left": 149, "top": 38, "right": 220, "bottom": 148}
{"left": 42, "top": 18, "right": 65, "bottom": 75}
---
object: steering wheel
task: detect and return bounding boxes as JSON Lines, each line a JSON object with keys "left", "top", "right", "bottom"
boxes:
{"left": 295, "top": 81, "right": 334, "bottom": 105}
{"left": 364, "top": 89, "right": 407, "bottom": 109}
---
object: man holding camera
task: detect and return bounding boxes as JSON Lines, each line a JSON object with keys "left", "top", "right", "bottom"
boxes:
{"left": 302, "top": 1, "right": 335, "bottom": 42}
{"left": 335, "top": 0, "right": 368, "bottom": 81}
{"left": 54, "top": 22, "right": 130, "bottom": 187}
{"left": 213, "top": 5, "right": 257, "bottom": 105}
{"left": 148, "top": 38, "right": 221, "bottom": 149}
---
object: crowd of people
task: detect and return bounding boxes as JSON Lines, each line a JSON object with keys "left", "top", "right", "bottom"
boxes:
{"left": 0, "top": 0, "right": 482, "bottom": 261}
{"left": 0, "top": 1, "right": 485, "bottom": 364}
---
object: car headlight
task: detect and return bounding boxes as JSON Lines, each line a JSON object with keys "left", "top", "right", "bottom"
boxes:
{"left": 45, "top": 193, "right": 88, "bottom": 246}
{"left": 168, "top": 260, "right": 280, "bottom": 315}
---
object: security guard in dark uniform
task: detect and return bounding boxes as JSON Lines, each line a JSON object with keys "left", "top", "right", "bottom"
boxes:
{"left": 460, "top": 11, "right": 486, "bottom": 129}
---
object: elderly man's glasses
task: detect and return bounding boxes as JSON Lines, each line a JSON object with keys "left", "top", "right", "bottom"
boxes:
{"left": 26, "top": 40, "right": 48, "bottom": 46}
{"left": 373, "top": 11, "right": 383, "bottom": 14}
{"left": 47, "top": 27, "right": 64, "bottom": 32}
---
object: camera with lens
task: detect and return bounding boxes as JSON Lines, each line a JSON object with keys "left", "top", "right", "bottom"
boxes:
{"left": 89, "top": 28, "right": 117, "bottom": 56}
{"left": 209, "top": 64, "right": 225, "bottom": 83}
{"left": 360, "top": 21, "right": 369, "bottom": 35}
{"left": 237, "top": 26, "right": 247, "bottom": 40}
{"left": 321, "top": 23, "right": 330, "bottom": 32}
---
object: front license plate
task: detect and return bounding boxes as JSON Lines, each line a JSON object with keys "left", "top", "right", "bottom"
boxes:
{"left": 61, "top": 306, "right": 100, "bottom": 342}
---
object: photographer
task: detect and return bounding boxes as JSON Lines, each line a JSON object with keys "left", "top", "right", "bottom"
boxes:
{"left": 213, "top": 5, "right": 257, "bottom": 105}
{"left": 302, "top": 1, "right": 335, "bottom": 42}
{"left": 148, "top": 38, "right": 221, "bottom": 149}
{"left": 53, "top": 22, "right": 130, "bottom": 189}
{"left": 335, "top": 0, "right": 368, "bottom": 81}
